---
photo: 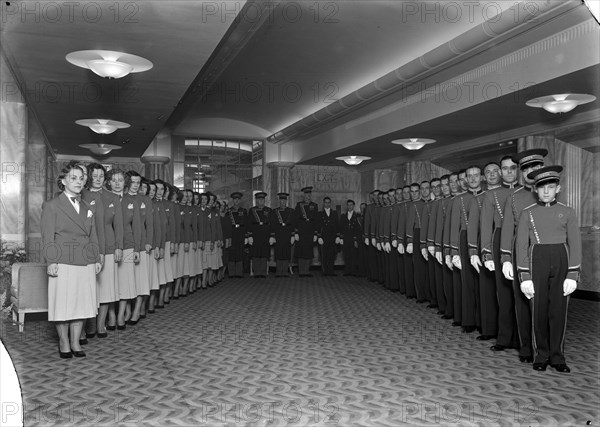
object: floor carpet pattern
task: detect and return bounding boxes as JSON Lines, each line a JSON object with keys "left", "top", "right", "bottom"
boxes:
{"left": 1, "top": 275, "right": 599, "bottom": 426}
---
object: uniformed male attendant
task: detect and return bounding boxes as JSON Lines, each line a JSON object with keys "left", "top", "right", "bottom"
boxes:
{"left": 425, "top": 178, "right": 442, "bottom": 310}
{"left": 381, "top": 189, "right": 399, "bottom": 291}
{"left": 479, "top": 156, "right": 521, "bottom": 350}
{"left": 450, "top": 166, "right": 483, "bottom": 333}
{"left": 269, "top": 192, "right": 295, "bottom": 277}
{"left": 497, "top": 148, "right": 547, "bottom": 361}
{"left": 228, "top": 192, "right": 247, "bottom": 278}
{"left": 406, "top": 182, "right": 430, "bottom": 303}
{"left": 357, "top": 202, "right": 368, "bottom": 278}
{"left": 363, "top": 191, "right": 379, "bottom": 282}
{"left": 317, "top": 196, "right": 341, "bottom": 276}
{"left": 391, "top": 188, "right": 405, "bottom": 293}
{"left": 246, "top": 192, "right": 271, "bottom": 278}
{"left": 467, "top": 162, "right": 499, "bottom": 340}
{"left": 294, "top": 187, "right": 319, "bottom": 277}
{"left": 433, "top": 174, "right": 453, "bottom": 318}
{"left": 398, "top": 185, "right": 414, "bottom": 297}
{"left": 516, "top": 166, "right": 580, "bottom": 373}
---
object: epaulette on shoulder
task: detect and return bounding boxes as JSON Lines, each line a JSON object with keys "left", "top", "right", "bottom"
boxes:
{"left": 523, "top": 203, "right": 536, "bottom": 211}
{"left": 557, "top": 202, "right": 567, "bottom": 207}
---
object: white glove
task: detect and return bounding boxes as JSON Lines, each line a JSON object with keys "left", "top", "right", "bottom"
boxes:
{"left": 371, "top": 238, "right": 377, "bottom": 247}
{"left": 248, "top": 237, "right": 254, "bottom": 245}
{"left": 445, "top": 255, "right": 453, "bottom": 270}
{"left": 421, "top": 248, "right": 428, "bottom": 260}
{"left": 406, "top": 243, "right": 413, "bottom": 254}
{"left": 244, "top": 237, "right": 248, "bottom": 245}
{"left": 313, "top": 235, "right": 317, "bottom": 243}
{"left": 376, "top": 242, "right": 382, "bottom": 251}
{"left": 335, "top": 237, "right": 340, "bottom": 244}
{"left": 392, "top": 239, "right": 398, "bottom": 248}
{"left": 470, "top": 255, "right": 482, "bottom": 273}
{"left": 290, "top": 236, "right": 295, "bottom": 245}
{"left": 318, "top": 237, "right": 324, "bottom": 245}
{"left": 484, "top": 260, "right": 495, "bottom": 271}
{"left": 295, "top": 233, "right": 299, "bottom": 241}
{"left": 398, "top": 243, "right": 405, "bottom": 254}
{"left": 452, "top": 255, "right": 462, "bottom": 270}
{"left": 364, "top": 238, "right": 369, "bottom": 246}
{"left": 520, "top": 280, "right": 534, "bottom": 299}
{"left": 428, "top": 246, "right": 435, "bottom": 256}
{"left": 435, "top": 252, "right": 443, "bottom": 265}
{"left": 502, "top": 262, "right": 514, "bottom": 280}
{"left": 269, "top": 237, "right": 275, "bottom": 245}
{"left": 563, "top": 278, "right": 577, "bottom": 296}
{"left": 383, "top": 242, "right": 391, "bottom": 253}
{"left": 340, "top": 239, "right": 344, "bottom": 245}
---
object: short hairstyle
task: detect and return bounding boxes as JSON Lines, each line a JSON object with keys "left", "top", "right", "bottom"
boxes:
{"left": 458, "top": 169, "right": 467, "bottom": 176}
{"left": 440, "top": 174, "right": 450, "bottom": 181}
{"left": 410, "top": 182, "right": 420, "bottom": 189}
{"left": 323, "top": 196, "right": 331, "bottom": 202}
{"left": 57, "top": 162, "right": 85, "bottom": 191}
{"left": 125, "top": 170, "right": 141, "bottom": 190}
{"left": 483, "top": 161, "right": 500, "bottom": 170}
{"left": 430, "top": 177, "right": 441, "bottom": 184}
{"left": 466, "top": 165, "right": 481, "bottom": 173}
{"left": 403, "top": 185, "right": 411, "bottom": 190}
{"left": 85, "top": 163, "right": 106, "bottom": 188}
{"left": 500, "top": 155, "right": 517, "bottom": 164}
{"left": 347, "top": 199, "right": 355, "bottom": 205}
{"left": 104, "top": 168, "right": 125, "bottom": 191}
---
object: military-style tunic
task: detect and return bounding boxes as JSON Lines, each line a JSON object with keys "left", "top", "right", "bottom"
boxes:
{"left": 228, "top": 207, "right": 247, "bottom": 262}
{"left": 269, "top": 206, "right": 295, "bottom": 260}
{"left": 294, "top": 201, "right": 318, "bottom": 259}
{"left": 247, "top": 206, "right": 272, "bottom": 258}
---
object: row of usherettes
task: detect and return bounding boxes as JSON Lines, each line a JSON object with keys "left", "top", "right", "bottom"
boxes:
{"left": 43, "top": 161, "right": 231, "bottom": 358}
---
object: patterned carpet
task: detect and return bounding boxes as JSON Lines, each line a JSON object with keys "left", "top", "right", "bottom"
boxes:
{"left": 1, "top": 274, "right": 599, "bottom": 426}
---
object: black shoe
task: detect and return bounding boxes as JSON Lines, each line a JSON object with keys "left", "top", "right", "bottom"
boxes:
{"left": 476, "top": 335, "right": 495, "bottom": 341}
{"left": 72, "top": 350, "right": 86, "bottom": 358}
{"left": 106, "top": 325, "right": 116, "bottom": 331}
{"left": 490, "top": 344, "right": 507, "bottom": 351}
{"left": 533, "top": 362, "right": 548, "bottom": 371}
{"left": 148, "top": 309, "right": 155, "bottom": 314}
{"left": 127, "top": 319, "right": 138, "bottom": 326}
{"left": 441, "top": 315, "right": 453, "bottom": 319}
{"left": 97, "top": 332, "right": 108, "bottom": 338}
{"left": 416, "top": 299, "right": 427, "bottom": 304}
{"left": 519, "top": 356, "right": 533, "bottom": 363}
{"left": 437, "top": 310, "right": 444, "bottom": 315}
{"left": 79, "top": 338, "right": 88, "bottom": 346}
{"left": 407, "top": 295, "right": 416, "bottom": 299}
{"left": 427, "top": 304, "right": 438, "bottom": 309}
{"left": 140, "top": 314, "right": 146, "bottom": 319}
{"left": 59, "top": 350, "right": 73, "bottom": 359}
{"left": 116, "top": 324, "right": 126, "bottom": 330}
{"left": 452, "top": 321, "right": 461, "bottom": 327}
{"left": 164, "top": 299, "right": 170, "bottom": 304}
{"left": 551, "top": 363, "right": 571, "bottom": 373}
{"left": 462, "top": 326, "right": 476, "bottom": 333}
{"left": 156, "top": 305, "right": 164, "bottom": 309}
{"left": 86, "top": 332, "right": 96, "bottom": 339}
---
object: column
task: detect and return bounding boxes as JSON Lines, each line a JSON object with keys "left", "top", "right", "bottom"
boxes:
{"left": 267, "top": 162, "right": 295, "bottom": 207}
{"left": 141, "top": 156, "right": 170, "bottom": 181}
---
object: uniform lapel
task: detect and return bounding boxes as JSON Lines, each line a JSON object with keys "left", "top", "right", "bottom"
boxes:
{"left": 57, "top": 192, "right": 88, "bottom": 233}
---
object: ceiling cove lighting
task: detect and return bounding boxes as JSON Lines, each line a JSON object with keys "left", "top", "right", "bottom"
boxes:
{"left": 526, "top": 93, "right": 596, "bottom": 114}
{"left": 76, "top": 119, "right": 130, "bottom": 134}
{"left": 391, "top": 138, "right": 436, "bottom": 150}
{"left": 336, "top": 155, "right": 371, "bottom": 165}
{"left": 79, "top": 144, "right": 122, "bottom": 156}
{"left": 66, "top": 50, "right": 153, "bottom": 79}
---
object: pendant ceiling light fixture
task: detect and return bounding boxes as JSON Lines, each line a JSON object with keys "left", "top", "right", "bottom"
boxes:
{"left": 76, "top": 119, "right": 130, "bottom": 134}
{"left": 391, "top": 138, "right": 436, "bottom": 150}
{"left": 79, "top": 144, "right": 122, "bottom": 156}
{"left": 66, "top": 50, "right": 153, "bottom": 79}
{"left": 336, "top": 155, "right": 371, "bottom": 165}
{"left": 526, "top": 93, "right": 596, "bottom": 114}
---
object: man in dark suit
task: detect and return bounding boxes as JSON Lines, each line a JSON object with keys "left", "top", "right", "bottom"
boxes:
{"left": 317, "top": 196, "right": 340, "bottom": 276}
{"left": 294, "top": 187, "right": 319, "bottom": 277}
{"left": 340, "top": 199, "right": 361, "bottom": 276}
{"left": 246, "top": 192, "right": 271, "bottom": 278}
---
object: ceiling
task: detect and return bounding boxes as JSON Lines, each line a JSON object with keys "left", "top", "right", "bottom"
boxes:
{"left": 1, "top": 0, "right": 598, "bottom": 164}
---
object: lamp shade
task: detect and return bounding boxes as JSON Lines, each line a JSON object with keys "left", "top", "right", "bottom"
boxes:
{"left": 66, "top": 50, "right": 153, "bottom": 79}
{"left": 79, "top": 144, "right": 122, "bottom": 156}
{"left": 391, "top": 138, "right": 436, "bottom": 150}
{"left": 336, "top": 155, "right": 371, "bottom": 165}
{"left": 526, "top": 93, "right": 596, "bottom": 114}
{"left": 76, "top": 119, "right": 130, "bottom": 134}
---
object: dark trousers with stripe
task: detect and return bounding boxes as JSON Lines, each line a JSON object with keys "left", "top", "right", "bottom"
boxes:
{"left": 530, "top": 244, "right": 570, "bottom": 365}
{"left": 396, "top": 250, "right": 405, "bottom": 294}
{"left": 452, "top": 268, "right": 462, "bottom": 323}
{"left": 377, "top": 249, "right": 385, "bottom": 284}
{"left": 228, "top": 261, "right": 243, "bottom": 277}
{"left": 388, "top": 249, "right": 399, "bottom": 291}
{"left": 442, "top": 262, "right": 453, "bottom": 317}
{"left": 479, "top": 264, "right": 498, "bottom": 336}
{"left": 412, "top": 229, "right": 428, "bottom": 301}
{"left": 404, "top": 252, "right": 416, "bottom": 298}
{"left": 459, "top": 230, "right": 477, "bottom": 327}
{"left": 493, "top": 229, "right": 519, "bottom": 348}
{"left": 428, "top": 257, "right": 438, "bottom": 306}
{"left": 368, "top": 245, "right": 378, "bottom": 281}
{"left": 513, "top": 243, "right": 533, "bottom": 358}
{"left": 435, "top": 260, "right": 445, "bottom": 313}
{"left": 252, "top": 258, "right": 267, "bottom": 276}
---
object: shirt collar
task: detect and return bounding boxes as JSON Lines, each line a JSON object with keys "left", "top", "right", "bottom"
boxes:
{"left": 537, "top": 199, "right": 558, "bottom": 207}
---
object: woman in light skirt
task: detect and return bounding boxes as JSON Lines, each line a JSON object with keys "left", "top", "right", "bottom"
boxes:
{"left": 164, "top": 184, "right": 180, "bottom": 303}
{"left": 155, "top": 180, "right": 173, "bottom": 308}
{"left": 106, "top": 169, "right": 141, "bottom": 329}
{"left": 41, "top": 163, "right": 102, "bottom": 358}
{"left": 125, "top": 171, "right": 151, "bottom": 324}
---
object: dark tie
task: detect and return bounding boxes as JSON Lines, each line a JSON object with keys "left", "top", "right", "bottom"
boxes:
{"left": 70, "top": 196, "right": 81, "bottom": 203}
